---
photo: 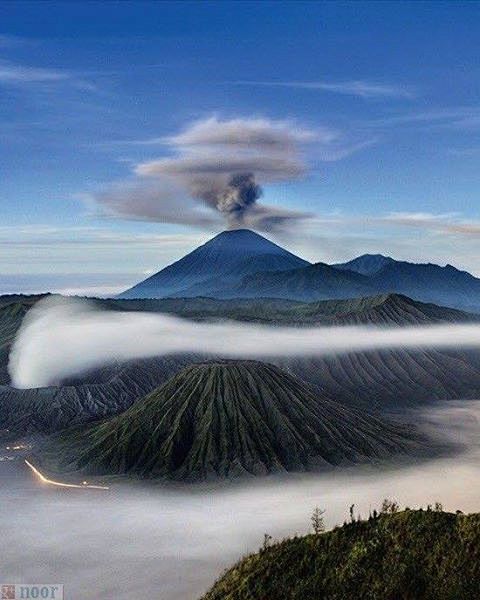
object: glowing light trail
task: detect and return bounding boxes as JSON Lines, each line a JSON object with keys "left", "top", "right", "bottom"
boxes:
{"left": 24, "top": 459, "right": 109, "bottom": 490}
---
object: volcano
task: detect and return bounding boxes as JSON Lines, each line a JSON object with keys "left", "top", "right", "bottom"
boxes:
{"left": 118, "top": 230, "right": 480, "bottom": 311}
{"left": 45, "top": 360, "right": 421, "bottom": 481}
{"left": 118, "top": 229, "right": 309, "bottom": 299}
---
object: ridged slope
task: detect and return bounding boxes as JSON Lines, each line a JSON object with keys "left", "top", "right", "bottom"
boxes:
{"left": 0, "top": 301, "right": 30, "bottom": 383}
{"left": 48, "top": 361, "right": 419, "bottom": 481}
{"left": 109, "top": 293, "right": 474, "bottom": 326}
{"left": 0, "top": 355, "right": 199, "bottom": 434}
{"left": 329, "top": 293, "right": 473, "bottom": 325}
{"left": 222, "top": 262, "right": 374, "bottom": 301}
{"left": 1, "top": 293, "right": 480, "bottom": 436}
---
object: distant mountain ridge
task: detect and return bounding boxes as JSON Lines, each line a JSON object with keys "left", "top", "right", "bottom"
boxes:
{"left": 225, "top": 258, "right": 480, "bottom": 311}
{"left": 220, "top": 261, "right": 373, "bottom": 301}
{"left": 118, "top": 230, "right": 480, "bottom": 312}
{"left": 334, "top": 253, "right": 396, "bottom": 275}
{"left": 109, "top": 293, "right": 476, "bottom": 326}
{"left": 336, "top": 255, "right": 480, "bottom": 312}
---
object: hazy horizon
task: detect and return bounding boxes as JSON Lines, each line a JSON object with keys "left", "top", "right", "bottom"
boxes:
{"left": 2, "top": 2, "right": 480, "bottom": 295}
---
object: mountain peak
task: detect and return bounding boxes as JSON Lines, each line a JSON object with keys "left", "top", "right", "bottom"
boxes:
{"left": 118, "top": 229, "right": 309, "bottom": 299}
{"left": 214, "top": 228, "right": 260, "bottom": 238}
{"left": 334, "top": 254, "right": 396, "bottom": 276}
{"left": 208, "top": 229, "right": 299, "bottom": 252}
{"left": 357, "top": 253, "right": 391, "bottom": 259}
{"left": 204, "top": 229, "right": 290, "bottom": 253}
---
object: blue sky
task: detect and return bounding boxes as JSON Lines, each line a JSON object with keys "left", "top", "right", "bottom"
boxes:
{"left": 1, "top": 1, "right": 480, "bottom": 294}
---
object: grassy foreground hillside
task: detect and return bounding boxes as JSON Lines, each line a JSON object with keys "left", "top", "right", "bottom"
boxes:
{"left": 202, "top": 508, "right": 480, "bottom": 600}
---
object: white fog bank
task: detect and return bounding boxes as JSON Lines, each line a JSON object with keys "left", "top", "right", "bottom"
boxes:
{"left": 1, "top": 401, "right": 480, "bottom": 600}
{"left": 9, "top": 296, "right": 480, "bottom": 388}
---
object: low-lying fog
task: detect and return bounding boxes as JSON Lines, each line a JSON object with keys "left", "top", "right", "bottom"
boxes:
{"left": 10, "top": 296, "right": 480, "bottom": 388}
{"left": 2, "top": 401, "right": 480, "bottom": 600}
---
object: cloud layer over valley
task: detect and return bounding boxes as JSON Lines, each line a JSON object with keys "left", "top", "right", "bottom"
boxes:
{"left": 9, "top": 296, "right": 480, "bottom": 389}
{"left": 2, "top": 401, "right": 480, "bottom": 599}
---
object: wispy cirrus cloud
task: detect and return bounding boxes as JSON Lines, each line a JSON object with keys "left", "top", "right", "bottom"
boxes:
{"left": 380, "top": 212, "right": 480, "bottom": 236}
{"left": 303, "top": 211, "right": 480, "bottom": 239}
{"left": 0, "top": 224, "right": 211, "bottom": 293}
{"left": 0, "top": 60, "right": 70, "bottom": 83}
{"left": 369, "top": 106, "right": 480, "bottom": 131}
{"left": 0, "top": 34, "right": 28, "bottom": 48}
{"left": 233, "top": 79, "right": 416, "bottom": 100}
{"left": 314, "top": 137, "right": 378, "bottom": 161}
{"left": 0, "top": 59, "right": 96, "bottom": 91}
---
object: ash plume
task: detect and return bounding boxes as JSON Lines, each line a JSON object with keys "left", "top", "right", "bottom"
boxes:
{"left": 197, "top": 172, "right": 263, "bottom": 227}
{"left": 93, "top": 117, "right": 315, "bottom": 232}
{"left": 217, "top": 173, "right": 262, "bottom": 214}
